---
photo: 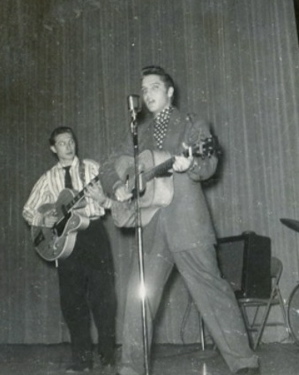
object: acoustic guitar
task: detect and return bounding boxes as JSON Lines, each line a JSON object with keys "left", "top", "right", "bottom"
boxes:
{"left": 31, "top": 175, "right": 101, "bottom": 262}
{"left": 111, "top": 136, "right": 218, "bottom": 228}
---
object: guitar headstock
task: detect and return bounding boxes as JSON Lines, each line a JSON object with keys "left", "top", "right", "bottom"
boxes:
{"left": 190, "top": 135, "right": 221, "bottom": 159}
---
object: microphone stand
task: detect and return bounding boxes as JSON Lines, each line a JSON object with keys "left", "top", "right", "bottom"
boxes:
{"left": 129, "top": 108, "right": 150, "bottom": 375}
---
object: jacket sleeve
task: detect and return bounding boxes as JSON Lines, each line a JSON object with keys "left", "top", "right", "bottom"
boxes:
{"left": 184, "top": 114, "right": 219, "bottom": 182}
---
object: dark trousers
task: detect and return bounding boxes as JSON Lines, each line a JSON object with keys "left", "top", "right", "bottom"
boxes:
{"left": 58, "top": 219, "right": 116, "bottom": 363}
{"left": 119, "top": 209, "right": 258, "bottom": 375}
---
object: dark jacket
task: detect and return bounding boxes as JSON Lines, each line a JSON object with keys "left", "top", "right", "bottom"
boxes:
{"left": 101, "top": 107, "right": 218, "bottom": 251}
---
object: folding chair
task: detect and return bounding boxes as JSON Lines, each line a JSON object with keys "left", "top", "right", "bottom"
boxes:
{"left": 237, "top": 256, "right": 288, "bottom": 349}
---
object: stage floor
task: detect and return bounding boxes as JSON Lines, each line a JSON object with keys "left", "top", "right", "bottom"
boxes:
{"left": 0, "top": 343, "right": 298, "bottom": 375}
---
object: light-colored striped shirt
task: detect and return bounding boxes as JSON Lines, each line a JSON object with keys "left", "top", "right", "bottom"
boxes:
{"left": 23, "top": 156, "right": 108, "bottom": 226}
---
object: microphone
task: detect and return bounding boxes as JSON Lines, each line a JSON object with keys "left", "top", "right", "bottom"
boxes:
{"left": 127, "top": 94, "right": 140, "bottom": 116}
{"left": 127, "top": 95, "right": 140, "bottom": 133}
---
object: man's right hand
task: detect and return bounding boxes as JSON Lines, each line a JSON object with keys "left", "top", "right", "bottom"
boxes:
{"left": 115, "top": 184, "right": 132, "bottom": 202}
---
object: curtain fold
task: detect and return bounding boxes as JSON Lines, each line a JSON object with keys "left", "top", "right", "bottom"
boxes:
{"left": 1, "top": 0, "right": 299, "bottom": 344}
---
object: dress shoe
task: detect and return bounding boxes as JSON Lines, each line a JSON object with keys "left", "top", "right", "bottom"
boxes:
{"left": 66, "top": 361, "right": 93, "bottom": 373}
{"left": 99, "top": 353, "right": 115, "bottom": 367}
{"left": 236, "top": 366, "right": 260, "bottom": 375}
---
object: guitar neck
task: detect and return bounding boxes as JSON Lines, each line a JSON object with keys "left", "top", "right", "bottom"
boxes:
{"left": 143, "top": 145, "right": 197, "bottom": 182}
{"left": 63, "top": 175, "right": 100, "bottom": 213}
{"left": 144, "top": 157, "right": 175, "bottom": 182}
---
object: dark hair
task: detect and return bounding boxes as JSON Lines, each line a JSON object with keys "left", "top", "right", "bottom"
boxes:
{"left": 141, "top": 65, "right": 175, "bottom": 90}
{"left": 49, "top": 126, "right": 77, "bottom": 146}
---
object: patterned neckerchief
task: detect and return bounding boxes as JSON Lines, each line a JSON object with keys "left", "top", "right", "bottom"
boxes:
{"left": 153, "top": 106, "right": 173, "bottom": 149}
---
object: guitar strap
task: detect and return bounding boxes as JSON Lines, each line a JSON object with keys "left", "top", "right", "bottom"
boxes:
{"left": 185, "top": 113, "right": 221, "bottom": 158}
{"left": 186, "top": 112, "right": 204, "bottom": 142}
{"left": 186, "top": 112, "right": 194, "bottom": 124}
{"left": 79, "top": 159, "right": 86, "bottom": 187}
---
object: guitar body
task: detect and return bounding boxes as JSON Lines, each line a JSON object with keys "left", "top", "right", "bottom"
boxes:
{"left": 111, "top": 136, "right": 218, "bottom": 228}
{"left": 31, "top": 189, "right": 90, "bottom": 262}
{"left": 111, "top": 150, "right": 174, "bottom": 228}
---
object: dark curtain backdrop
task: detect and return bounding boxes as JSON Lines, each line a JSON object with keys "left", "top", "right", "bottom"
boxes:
{"left": 1, "top": 0, "right": 299, "bottom": 345}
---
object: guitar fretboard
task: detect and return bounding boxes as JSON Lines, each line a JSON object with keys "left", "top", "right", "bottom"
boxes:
{"left": 143, "top": 143, "right": 202, "bottom": 182}
{"left": 144, "top": 157, "right": 175, "bottom": 182}
{"left": 65, "top": 175, "right": 100, "bottom": 212}
{"left": 53, "top": 175, "right": 101, "bottom": 229}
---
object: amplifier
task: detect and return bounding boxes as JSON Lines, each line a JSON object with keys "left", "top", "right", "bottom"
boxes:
{"left": 217, "top": 232, "right": 271, "bottom": 298}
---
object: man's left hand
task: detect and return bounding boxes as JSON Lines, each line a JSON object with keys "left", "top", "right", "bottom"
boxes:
{"left": 173, "top": 156, "right": 193, "bottom": 172}
{"left": 85, "top": 182, "right": 107, "bottom": 205}
{"left": 173, "top": 144, "right": 194, "bottom": 172}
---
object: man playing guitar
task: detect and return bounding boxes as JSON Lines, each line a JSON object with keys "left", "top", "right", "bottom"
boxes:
{"left": 100, "top": 66, "right": 260, "bottom": 375}
{"left": 23, "top": 126, "right": 116, "bottom": 373}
